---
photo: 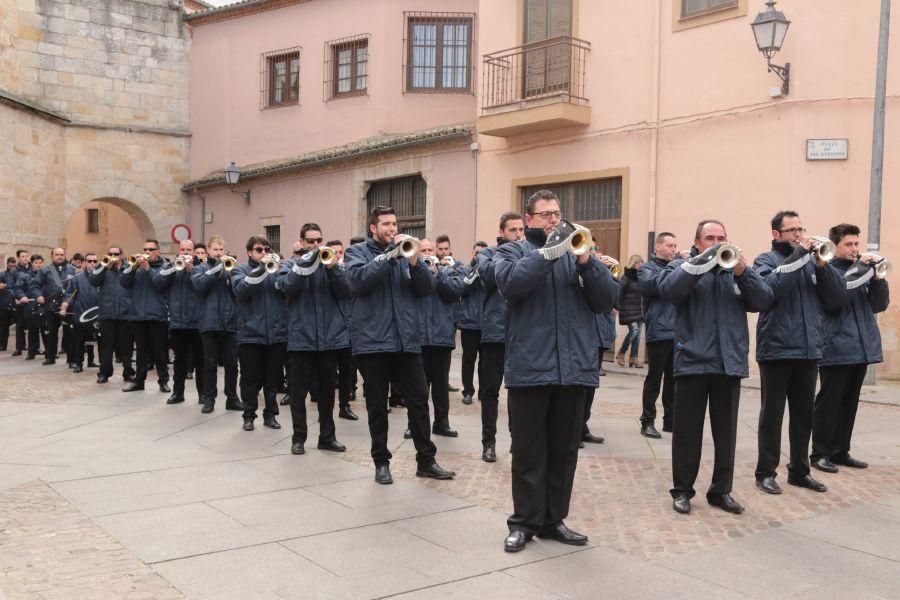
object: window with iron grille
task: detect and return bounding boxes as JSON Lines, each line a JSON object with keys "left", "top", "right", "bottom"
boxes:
{"left": 265, "top": 225, "right": 282, "bottom": 256}
{"left": 324, "top": 34, "right": 369, "bottom": 100}
{"left": 404, "top": 12, "right": 475, "bottom": 93}
{"left": 260, "top": 47, "right": 301, "bottom": 109}
{"left": 681, "top": 0, "right": 738, "bottom": 18}
{"left": 86, "top": 208, "right": 100, "bottom": 234}
{"left": 520, "top": 178, "right": 622, "bottom": 222}
{"left": 366, "top": 175, "right": 427, "bottom": 239}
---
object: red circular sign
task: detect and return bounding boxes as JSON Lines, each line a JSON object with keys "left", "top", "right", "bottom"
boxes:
{"left": 171, "top": 224, "right": 192, "bottom": 243}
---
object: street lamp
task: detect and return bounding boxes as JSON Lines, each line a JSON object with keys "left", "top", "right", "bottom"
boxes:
{"left": 751, "top": 1, "right": 791, "bottom": 96}
{"left": 224, "top": 162, "right": 250, "bottom": 203}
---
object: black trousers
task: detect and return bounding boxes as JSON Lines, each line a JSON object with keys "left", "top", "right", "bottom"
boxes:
{"left": 61, "top": 319, "right": 72, "bottom": 360}
{"left": 27, "top": 313, "right": 42, "bottom": 356}
{"left": 336, "top": 347, "right": 354, "bottom": 409}
{"left": 14, "top": 305, "right": 27, "bottom": 352}
{"left": 756, "top": 360, "right": 817, "bottom": 480}
{"left": 641, "top": 340, "right": 675, "bottom": 428}
{"left": 131, "top": 320, "right": 169, "bottom": 384}
{"left": 812, "top": 364, "right": 868, "bottom": 462}
{"left": 98, "top": 319, "right": 135, "bottom": 378}
{"left": 507, "top": 385, "right": 586, "bottom": 534}
{"left": 422, "top": 346, "right": 453, "bottom": 429}
{"left": 287, "top": 350, "right": 339, "bottom": 445}
{"left": 585, "top": 349, "right": 607, "bottom": 436}
{"left": 200, "top": 331, "right": 239, "bottom": 403}
{"left": 71, "top": 322, "right": 97, "bottom": 367}
{"left": 460, "top": 329, "right": 481, "bottom": 398}
{"left": 239, "top": 342, "right": 284, "bottom": 419}
{"left": 479, "top": 342, "right": 505, "bottom": 446}
{"left": 43, "top": 312, "right": 61, "bottom": 360}
{"left": 0, "top": 308, "right": 10, "bottom": 351}
{"left": 355, "top": 352, "right": 437, "bottom": 468}
{"left": 670, "top": 374, "right": 740, "bottom": 500}
{"left": 170, "top": 329, "right": 204, "bottom": 398}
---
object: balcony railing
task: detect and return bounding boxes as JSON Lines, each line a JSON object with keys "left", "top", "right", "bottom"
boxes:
{"left": 481, "top": 36, "right": 590, "bottom": 112}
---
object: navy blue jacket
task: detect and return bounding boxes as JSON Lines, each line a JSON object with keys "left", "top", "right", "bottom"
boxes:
{"left": 12, "top": 265, "right": 31, "bottom": 301}
{"left": 494, "top": 229, "right": 618, "bottom": 388}
{"left": 754, "top": 242, "right": 848, "bottom": 362}
{"left": 0, "top": 269, "right": 16, "bottom": 309}
{"left": 595, "top": 312, "right": 616, "bottom": 349}
{"left": 157, "top": 258, "right": 205, "bottom": 330}
{"left": 191, "top": 259, "right": 239, "bottom": 333}
{"left": 345, "top": 237, "right": 436, "bottom": 355}
{"left": 277, "top": 258, "right": 351, "bottom": 352}
{"left": 617, "top": 269, "right": 644, "bottom": 324}
{"left": 638, "top": 257, "right": 676, "bottom": 343}
{"left": 65, "top": 271, "right": 99, "bottom": 318}
{"left": 87, "top": 264, "right": 132, "bottom": 320}
{"left": 820, "top": 258, "right": 890, "bottom": 367}
{"left": 419, "top": 266, "right": 465, "bottom": 348}
{"left": 658, "top": 253, "right": 773, "bottom": 378}
{"left": 457, "top": 264, "right": 483, "bottom": 331}
{"left": 230, "top": 260, "right": 288, "bottom": 345}
{"left": 32, "top": 262, "right": 76, "bottom": 301}
{"left": 119, "top": 259, "right": 168, "bottom": 322}
{"left": 477, "top": 245, "right": 508, "bottom": 344}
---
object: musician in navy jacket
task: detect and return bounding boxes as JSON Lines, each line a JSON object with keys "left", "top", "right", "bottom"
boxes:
{"left": 62, "top": 253, "right": 100, "bottom": 373}
{"left": 87, "top": 245, "right": 134, "bottom": 383}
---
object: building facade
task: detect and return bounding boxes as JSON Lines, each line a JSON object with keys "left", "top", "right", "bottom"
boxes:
{"left": 0, "top": 0, "right": 191, "bottom": 259}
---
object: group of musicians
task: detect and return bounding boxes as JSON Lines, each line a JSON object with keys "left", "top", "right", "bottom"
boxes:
{"left": 0, "top": 194, "right": 890, "bottom": 553}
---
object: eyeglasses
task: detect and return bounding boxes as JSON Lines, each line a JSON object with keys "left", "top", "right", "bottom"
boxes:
{"left": 304, "top": 238, "right": 323, "bottom": 244}
{"left": 108, "top": 252, "right": 121, "bottom": 256}
{"left": 529, "top": 210, "right": 562, "bottom": 219}
{"left": 143, "top": 247, "right": 158, "bottom": 252}
{"left": 85, "top": 259, "right": 98, "bottom": 263}
{"left": 252, "top": 246, "right": 270, "bottom": 253}
{"left": 779, "top": 227, "right": 806, "bottom": 235}
{"left": 293, "top": 250, "right": 303, "bottom": 255}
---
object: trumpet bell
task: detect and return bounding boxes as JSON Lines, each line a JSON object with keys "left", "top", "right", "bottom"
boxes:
{"left": 174, "top": 257, "right": 187, "bottom": 271}
{"left": 222, "top": 256, "right": 237, "bottom": 271}
{"left": 99, "top": 255, "right": 113, "bottom": 267}
{"left": 423, "top": 256, "right": 439, "bottom": 267}
{"left": 811, "top": 236, "right": 836, "bottom": 263}
{"left": 398, "top": 236, "right": 419, "bottom": 258}
{"left": 875, "top": 257, "right": 892, "bottom": 280}
{"left": 569, "top": 229, "right": 592, "bottom": 256}
{"left": 319, "top": 247, "right": 337, "bottom": 266}
{"left": 716, "top": 244, "right": 742, "bottom": 270}
{"left": 265, "top": 255, "right": 281, "bottom": 274}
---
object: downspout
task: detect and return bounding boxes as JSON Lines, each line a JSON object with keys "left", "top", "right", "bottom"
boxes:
{"left": 647, "top": 0, "right": 662, "bottom": 258}
{"left": 471, "top": 141, "right": 479, "bottom": 246}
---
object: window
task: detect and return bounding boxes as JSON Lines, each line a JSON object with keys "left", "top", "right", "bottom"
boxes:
{"left": 86, "top": 208, "right": 100, "bottom": 234}
{"left": 325, "top": 35, "right": 369, "bottom": 100}
{"left": 405, "top": 12, "right": 474, "bottom": 93}
{"left": 524, "top": 0, "right": 572, "bottom": 43}
{"left": 366, "top": 175, "right": 427, "bottom": 238}
{"left": 265, "top": 225, "right": 282, "bottom": 256}
{"left": 681, "top": 0, "right": 738, "bottom": 18}
{"left": 261, "top": 47, "right": 300, "bottom": 109}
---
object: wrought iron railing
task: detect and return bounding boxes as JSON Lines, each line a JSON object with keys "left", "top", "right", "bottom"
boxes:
{"left": 481, "top": 36, "right": 590, "bottom": 111}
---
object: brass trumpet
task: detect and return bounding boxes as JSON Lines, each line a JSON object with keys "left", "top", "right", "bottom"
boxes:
{"left": 810, "top": 236, "right": 836, "bottom": 262}
{"left": 568, "top": 225, "right": 592, "bottom": 256}
{"left": 397, "top": 235, "right": 419, "bottom": 258}
{"left": 264, "top": 254, "right": 281, "bottom": 274}
{"left": 867, "top": 255, "right": 892, "bottom": 280}
{"left": 601, "top": 256, "right": 622, "bottom": 278}
{"left": 99, "top": 255, "right": 117, "bottom": 267}
{"left": 319, "top": 247, "right": 337, "bottom": 266}
{"left": 716, "top": 244, "right": 742, "bottom": 270}
{"left": 174, "top": 255, "right": 190, "bottom": 271}
{"left": 423, "top": 256, "right": 439, "bottom": 268}
{"left": 221, "top": 256, "right": 237, "bottom": 271}
{"left": 126, "top": 253, "right": 149, "bottom": 266}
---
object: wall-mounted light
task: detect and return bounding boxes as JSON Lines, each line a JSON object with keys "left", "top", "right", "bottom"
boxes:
{"left": 751, "top": 1, "right": 791, "bottom": 97}
{"left": 224, "top": 162, "right": 251, "bottom": 203}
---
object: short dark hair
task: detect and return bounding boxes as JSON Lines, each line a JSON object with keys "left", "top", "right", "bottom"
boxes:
{"left": 655, "top": 232, "right": 676, "bottom": 244}
{"left": 108, "top": 245, "right": 122, "bottom": 255}
{"left": 435, "top": 234, "right": 450, "bottom": 245}
{"left": 83, "top": 252, "right": 98, "bottom": 260}
{"left": 326, "top": 240, "right": 343, "bottom": 247}
{"left": 829, "top": 223, "right": 860, "bottom": 245}
{"left": 474, "top": 240, "right": 488, "bottom": 249}
{"left": 194, "top": 243, "right": 207, "bottom": 252}
{"left": 499, "top": 211, "right": 524, "bottom": 230}
{"left": 6, "top": 257, "right": 16, "bottom": 265}
{"left": 246, "top": 235, "right": 270, "bottom": 251}
{"left": 694, "top": 219, "right": 727, "bottom": 241}
{"left": 144, "top": 239, "right": 160, "bottom": 249}
{"left": 30, "top": 254, "right": 43, "bottom": 262}
{"left": 525, "top": 189, "right": 558, "bottom": 215}
{"left": 16, "top": 249, "right": 28, "bottom": 258}
{"left": 300, "top": 223, "right": 322, "bottom": 238}
{"left": 349, "top": 236, "right": 365, "bottom": 245}
{"left": 771, "top": 210, "right": 800, "bottom": 232}
{"left": 368, "top": 206, "right": 396, "bottom": 228}
{"left": 71, "top": 253, "right": 84, "bottom": 262}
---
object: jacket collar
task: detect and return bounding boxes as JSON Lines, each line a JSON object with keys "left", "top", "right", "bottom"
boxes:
{"left": 367, "top": 236, "right": 389, "bottom": 253}
{"left": 832, "top": 257, "right": 854, "bottom": 270}
{"left": 772, "top": 240, "right": 794, "bottom": 257}
{"left": 653, "top": 256, "right": 669, "bottom": 267}
{"left": 524, "top": 227, "right": 547, "bottom": 247}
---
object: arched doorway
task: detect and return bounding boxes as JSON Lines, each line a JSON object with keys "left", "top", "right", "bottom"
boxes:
{"left": 63, "top": 199, "right": 150, "bottom": 257}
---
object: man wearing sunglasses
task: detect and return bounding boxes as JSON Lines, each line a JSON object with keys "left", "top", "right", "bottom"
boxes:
{"left": 120, "top": 239, "right": 170, "bottom": 393}
{"left": 88, "top": 245, "right": 136, "bottom": 384}
{"left": 231, "top": 236, "right": 287, "bottom": 431}
{"left": 61, "top": 252, "right": 100, "bottom": 373}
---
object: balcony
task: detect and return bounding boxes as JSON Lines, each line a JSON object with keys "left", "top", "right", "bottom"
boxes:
{"left": 478, "top": 36, "right": 591, "bottom": 138}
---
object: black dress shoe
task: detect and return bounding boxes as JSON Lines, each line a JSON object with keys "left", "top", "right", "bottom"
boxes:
{"left": 72, "top": 365, "right": 83, "bottom": 374}
{"left": 166, "top": 394, "right": 185, "bottom": 405}
{"left": 433, "top": 426, "right": 459, "bottom": 437}
{"left": 67, "top": 363, "right": 75, "bottom": 369}
{"left": 582, "top": 432, "right": 605, "bottom": 444}
{"left": 482, "top": 445, "right": 497, "bottom": 463}
{"left": 291, "top": 442, "right": 305, "bottom": 455}
{"left": 673, "top": 494, "right": 691, "bottom": 514}
{"left": 641, "top": 424, "right": 662, "bottom": 439}
{"left": 416, "top": 463, "right": 456, "bottom": 480}
{"left": 11, "top": 350, "right": 22, "bottom": 357}
{"left": 462, "top": 394, "right": 473, "bottom": 405}
{"left": 447, "top": 384, "right": 460, "bottom": 392}
{"left": 225, "top": 397, "right": 244, "bottom": 411}
{"left": 41, "top": 358, "right": 55, "bottom": 366}
{"left": 201, "top": 401, "right": 214, "bottom": 414}
{"left": 263, "top": 415, "right": 281, "bottom": 429}
{"left": 662, "top": 423, "right": 673, "bottom": 433}
{"left": 389, "top": 399, "right": 405, "bottom": 408}
{"left": 339, "top": 407, "right": 359, "bottom": 420}
{"left": 403, "top": 428, "right": 412, "bottom": 439}
{"left": 96, "top": 376, "right": 108, "bottom": 384}
{"left": 87, "top": 362, "right": 98, "bottom": 368}
{"left": 375, "top": 465, "right": 393, "bottom": 484}
{"left": 756, "top": 476, "right": 782, "bottom": 494}
{"left": 707, "top": 494, "right": 744, "bottom": 514}
{"left": 123, "top": 374, "right": 136, "bottom": 383}
{"left": 25, "top": 355, "right": 35, "bottom": 360}
{"left": 280, "top": 394, "right": 291, "bottom": 406}
{"left": 122, "top": 382, "right": 145, "bottom": 392}
{"left": 833, "top": 455, "right": 868, "bottom": 469}
{"left": 317, "top": 440, "right": 347, "bottom": 452}
{"left": 242, "top": 417, "right": 255, "bottom": 431}
{"left": 158, "top": 383, "right": 171, "bottom": 393}
{"left": 788, "top": 473, "right": 828, "bottom": 492}
{"left": 579, "top": 441, "right": 585, "bottom": 449}
{"left": 812, "top": 457, "right": 839, "bottom": 473}
{"left": 537, "top": 522, "right": 588, "bottom": 546}
{"left": 504, "top": 530, "right": 532, "bottom": 553}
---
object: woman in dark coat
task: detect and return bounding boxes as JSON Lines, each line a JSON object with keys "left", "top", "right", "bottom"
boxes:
{"left": 616, "top": 254, "right": 645, "bottom": 368}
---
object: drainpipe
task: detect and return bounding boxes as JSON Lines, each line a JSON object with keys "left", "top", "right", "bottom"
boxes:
{"left": 471, "top": 141, "right": 480, "bottom": 246}
{"left": 647, "top": 0, "right": 662, "bottom": 258}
